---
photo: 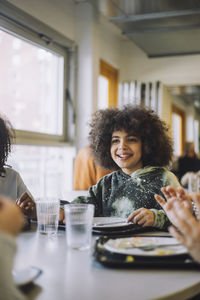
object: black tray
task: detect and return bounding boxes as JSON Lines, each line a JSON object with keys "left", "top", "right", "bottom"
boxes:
{"left": 92, "top": 224, "right": 160, "bottom": 237}
{"left": 93, "top": 236, "right": 200, "bottom": 269}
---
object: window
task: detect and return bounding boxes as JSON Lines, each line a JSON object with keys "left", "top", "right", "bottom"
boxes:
{"left": 98, "top": 75, "right": 109, "bottom": 109}
{"left": 118, "top": 81, "right": 161, "bottom": 115}
{"left": 8, "top": 144, "right": 75, "bottom": 199}
{"left": 0, "top": 2, "right": 75, "bottom": 197}
{"left": 98, "top": 60, "right": 118, "bottom": 109}
{"left": 171, "top": 105, "right": 185, "bottom": 156}
{"left": 194, "top": 120, "right": 199, "bottom": 153}
{"left": 0, "top": 29, "right": 64, "bottom": 137}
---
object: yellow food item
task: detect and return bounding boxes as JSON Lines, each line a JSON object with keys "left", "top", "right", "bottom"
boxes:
{"left": 155, "top": 249, "right": 173, "bottom": 255}
{"left": 126, "top": 255, "right": 134, "bottom": 262}
{"left": 100, "top": 256, "right": 107, "bottom": 262}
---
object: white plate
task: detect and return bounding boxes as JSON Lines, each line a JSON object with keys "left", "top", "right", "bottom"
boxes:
{"left": 93, "top": 217, "right": 131, "bottom": 229}
{"left": 104, "top": 236, "right": 188, "bottom": 256}
{"left": 12, "top": 266, "right": 42, "bottom": 286}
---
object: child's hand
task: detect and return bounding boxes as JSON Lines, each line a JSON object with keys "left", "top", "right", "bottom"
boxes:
{"left": 59, "top": 209, "right": 65, "bottom": 224}
{"left": 127, "top": 208, "right": 155, "bottom": 226}
{"left": 0, "top": 197, "right": 24, "bottom": 236}
{"left": 16, "top": 192, "right": 36, "bottom": 219}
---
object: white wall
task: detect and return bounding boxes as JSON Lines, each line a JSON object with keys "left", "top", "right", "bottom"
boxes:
{"left": 161, "top": 86, "right": 172, "bottom": 127}
{"left": 119, "top": 40, "right": 200, "bottom": 86}
{"left": 8, "top": 0, "right": 76, "bottom": 41}
{"left": 75, "top": 2, "right": 95, "bottom": 150}
{"left": 98, "top": 14, "right": 122, "bottom": 70}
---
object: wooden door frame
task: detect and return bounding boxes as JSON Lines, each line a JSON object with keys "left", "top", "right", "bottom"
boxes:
{"left": 99, "top": 59, "right": 118, "bottom": 107}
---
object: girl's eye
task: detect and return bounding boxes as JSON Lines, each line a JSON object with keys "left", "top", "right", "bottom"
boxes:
{"left": 111, "top": 139, "right": 119, "bottom": 144}
{"left": 128, "top": 137, "right": 138, "bottom": 142}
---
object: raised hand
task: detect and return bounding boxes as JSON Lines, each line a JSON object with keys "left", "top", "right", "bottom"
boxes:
{"left": 155, "top": 186, "right": 200, "bottom": 263}
{"left": 155, "top": 185, "right": 193, "bottom": 212}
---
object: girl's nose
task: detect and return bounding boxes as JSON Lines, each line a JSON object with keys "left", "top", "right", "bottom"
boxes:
{"left": 119, "top": 139, "right": 127, "bottom": 149}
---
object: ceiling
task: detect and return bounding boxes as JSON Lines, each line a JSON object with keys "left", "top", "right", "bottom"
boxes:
{"left": 87, "top": 0, "right": 200, "bottom": 110}
{"left": 88, "top": 0, "right": 200, "bottom": 58}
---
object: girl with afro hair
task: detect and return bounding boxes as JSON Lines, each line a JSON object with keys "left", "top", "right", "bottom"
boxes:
{"left": 71, "top": 106, "right": 180, "bottom": 230}
{"left": 0, "top": 115, "right": 36, "bottom": 219}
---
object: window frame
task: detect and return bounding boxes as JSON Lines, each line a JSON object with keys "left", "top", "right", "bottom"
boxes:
{"left": 0, "top": 0, "right": 74, "bottom": 146}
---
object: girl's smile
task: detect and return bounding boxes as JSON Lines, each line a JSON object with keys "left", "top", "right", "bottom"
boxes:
{"left": 110, "top": 130, "right": 143, "bottom": 175}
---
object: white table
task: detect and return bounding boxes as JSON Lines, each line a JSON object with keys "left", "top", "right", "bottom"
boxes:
{"left": 15, "top": 226, "right": 200, "bottom": 300}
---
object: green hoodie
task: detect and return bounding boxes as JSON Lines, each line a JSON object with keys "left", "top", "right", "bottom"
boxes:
{"left": 72, "top": 166, "right": 180, "bottom": 230}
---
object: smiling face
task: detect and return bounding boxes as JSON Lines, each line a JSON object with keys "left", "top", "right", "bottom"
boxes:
{"left": 110, "top": 130, "right": 143, "bottom": 175}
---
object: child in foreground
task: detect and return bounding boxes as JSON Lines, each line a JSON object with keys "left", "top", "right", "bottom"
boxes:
{"left": 64, "top": 106, "right": 180, "bottom": 230}
{"left": 0, "top": 196, "right": 26, "bottom": 300}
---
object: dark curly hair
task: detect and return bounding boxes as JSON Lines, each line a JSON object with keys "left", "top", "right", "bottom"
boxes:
{"left": 0, "top": 116, "right": 15, "bottom": 173}
{"left": 89, "top": 105, "right": 173, "bottom": 170}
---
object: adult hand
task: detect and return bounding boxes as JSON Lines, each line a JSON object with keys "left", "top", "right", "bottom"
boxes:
{"left": 155, "top": 190, "right": 200, "bottom": 263}
{"left": 0, "top": 197, "right": 24, "bottom": 236}
{"left": 127, "top": 208, "right": 155, "bottom": 226}
{"left": 16, "top": 192, "right": 36, "bottom": 218}
{"left": 155, "top": 185, "right": 193, "bottom": 212}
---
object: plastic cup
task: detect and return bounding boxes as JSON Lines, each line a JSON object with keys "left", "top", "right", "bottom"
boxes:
{"left": 64, "top": 204, "right": 94, "bottom": 250}
{"left": 36, "top": 199, "right": 60, "bottom": 236}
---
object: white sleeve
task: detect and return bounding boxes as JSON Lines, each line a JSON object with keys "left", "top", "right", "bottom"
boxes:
{"left": 16, "top": 172, "right": 34, "bottom": 201}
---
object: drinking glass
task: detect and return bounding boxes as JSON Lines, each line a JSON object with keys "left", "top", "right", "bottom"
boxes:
{"left": 188, "top": 173, "right": 200, "bottom": 193}
{"left": 188, "top": 173, "right": 200, "bottom": 219}
{"left": 36, "top": 198, "right": 60, "bottom": 236}
{"left": 64, "top": 204, "right": 94, "bottom": 250}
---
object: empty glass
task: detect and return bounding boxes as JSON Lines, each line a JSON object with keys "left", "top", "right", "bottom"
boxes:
{"left": 188, "top": 173, "right": 200, "bottom": 219}
{"left": 36, "top": 198, "right": 60, "bottom": 236}
{"left": 64, "top": 204, "right": 94, "bottom": 250}
{"left": 188, "top": 173, "right": 200, "bottom": 193}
